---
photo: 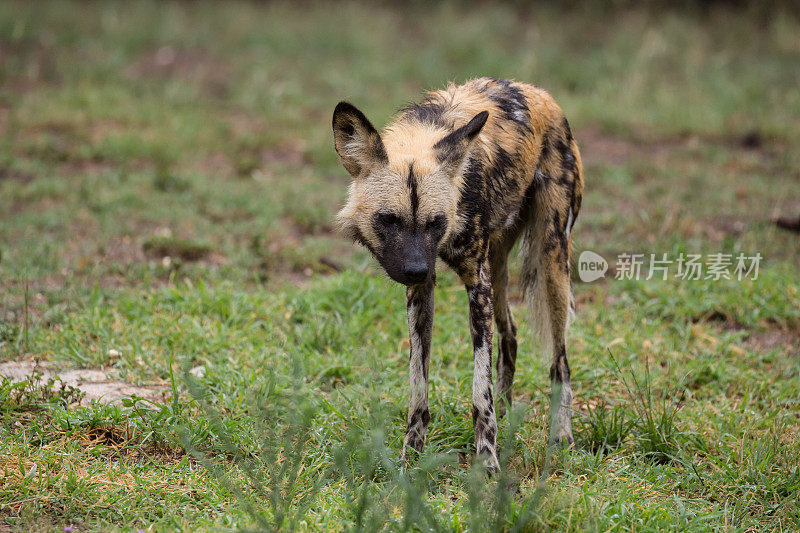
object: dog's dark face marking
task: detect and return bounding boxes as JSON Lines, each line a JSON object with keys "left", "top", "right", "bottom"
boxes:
{"left": 371, "top": 165, "right": 449, "bottom": 285}
{"left": 372, "top": 208, "right": 447, "bottom": 285}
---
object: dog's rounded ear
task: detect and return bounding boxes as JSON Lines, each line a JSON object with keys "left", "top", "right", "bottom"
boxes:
{"left": 332, "top": 102, "right": 388, "bottom": 178}
{"left": 433, "top": 111, "right": 489, "bottom": 170}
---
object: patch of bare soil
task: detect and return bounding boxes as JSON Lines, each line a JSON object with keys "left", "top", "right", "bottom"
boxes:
{"left": 0, "top": 167, "right": 35, "bottom": 183}
{"left": 143, "top": 235, "right": 212, "bottom": 261}
{"left": 224, "top": 111, "right": 269, "bottom": 139}
{"left": 575, "top": 126, "right": 783, "bottom": 168}
{"left": 705, "top": 215, "right": 748, "bottom": 240}
{"left": 576, "top": 128, "right": 638, "bottom": 166}
{"left": 0, "top": 40, "right": 61, "bottom": 94}
{"left": 125, "top": 46, "right": 232, "bottom": 97}
{"left": 575, "top": 126, "right": 688, "bottom": 167}
{"left": 198, "top": 139, "right": 312, "bottom": 179}
{"left": 258, "top": 140, "right": 311, "bottom": 167}
{"left": 745, "top": 329, "right": 800, "bottom": 356}
{"left": 0, "top": 360, "right": 166, "bottom": 405}
{"left": 0, "top": 101, "right": 10, "bottom": 138}
{"left": 196, "top": 152, "right": 238, "bottom": 179}
{"left": 715, "top": 321, "right": 800, "bottom": 357}
{"left": 10, "top": 121, "right": 132, "bottom": 181}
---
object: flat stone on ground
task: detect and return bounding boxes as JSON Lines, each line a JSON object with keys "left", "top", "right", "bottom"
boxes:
{"left": 0, "top": 360, "right": 165, "bottom": 404}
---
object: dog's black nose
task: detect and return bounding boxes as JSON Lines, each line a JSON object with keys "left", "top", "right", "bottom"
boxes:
{"left": 402, "top": 262, "right": 429, "bottom": 283}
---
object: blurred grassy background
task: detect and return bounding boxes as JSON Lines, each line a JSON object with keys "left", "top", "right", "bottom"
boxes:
{"left": 1, "top": 1, "right": 799, "bottom": 531}
{"left": 2, "top": 0, "right": 799, "bottom": 307}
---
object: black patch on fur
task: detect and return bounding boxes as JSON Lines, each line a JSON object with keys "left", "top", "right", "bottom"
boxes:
{"left": 399, "top": 99, "right": 447, "bottom": 127}
{"left": 447, "top": 157, "right": 486, "bottom": 257}
{"left": 408, "top": 405, "right": 430, "bottom": 430}
{"left": 413, "top": 315, "right": 429, "bottom": 348}
{"left": 493, "top": 145, "right": 515, "bottom": 173}
{"left": 562, "top": 117, "right": 573, "bottom": 142}
{"left": 352, "top": 228, "right": 376, "bottom": 256}
{"left": 407, "top": 164, "right": 419, "bottom": 224}
{"left": 543, "top": 210, "right": 561, "bottom": 253}
{"left": 568, "top": 183, "right": 582, "bottom": 242}
{"left": 559, "top": 142, "right": 577, "bottom": 187}
{"left": 541, "top": 123, "right": 575, "bottom": 189}
{"left": 441, "top": 131, "right": 520, "bottom": 272}
{"left": 483, "top": 145, "right": 521, "bottom": 212}
{"left": 551, "top": 134, "right": 569, "bottom": 166}
{"left": 488, "top": 79, "right": 531, "bottom": 132}
{"left": 468, "top": 281, "right": 494, "bottom": 354}
{"left": 571, "top": 188, "right": 582, "bottom": 221}
{"left": 498, "top": 335, "right": 517, "bottom": 379}
{"left": 434, "top": 111, "right": 489, "bottom": 165}
{"left": 375, "top": 140, "right": 387, "bottom": 162}
{"left": 470, "top": 303, "right": 490, "bottom": 348}
{"left": 540, "top": 128, "right": 553, "bottom": 162}
{"left": 407, "top": 283, "right": 433, "bottom": 377}
{"left": 549, "top": 344, "right": 571, "bottom": 383}
{"left": 371, "top": 212, "right": 397, "bottom": 244}
{"left": 559, "top": 229, "right": 569, "bottom": 262}
{"left": 339, "top": 122, "right": 354, "bottom": 137}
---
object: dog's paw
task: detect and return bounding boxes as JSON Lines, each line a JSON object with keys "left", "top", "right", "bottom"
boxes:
{"left": 477, "top": 449, "right": 500, "bottom": 475}
{"left": 548, "top": 424, "right": 574, "bottom": 448}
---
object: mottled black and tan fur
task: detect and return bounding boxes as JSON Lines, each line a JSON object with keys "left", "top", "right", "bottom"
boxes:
{"left": 332, "top": 77, "right": 584, "bottom": 471}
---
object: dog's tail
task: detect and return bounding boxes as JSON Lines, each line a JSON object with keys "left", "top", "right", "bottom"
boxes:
{"left": 519, "top": 129, "right": 583, "bottom": 359}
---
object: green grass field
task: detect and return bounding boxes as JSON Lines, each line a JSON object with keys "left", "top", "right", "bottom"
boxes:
{"left": 1, "top": 1, "right": 799, "bottom": 531}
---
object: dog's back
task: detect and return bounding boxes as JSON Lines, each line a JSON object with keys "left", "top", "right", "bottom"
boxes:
{"left": 390, "top": 77, "right": 583, "bottom": 242}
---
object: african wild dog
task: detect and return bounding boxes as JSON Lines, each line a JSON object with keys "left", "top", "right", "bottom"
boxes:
{"left": 332, "top": 77, "right": 583, "bottom": 471}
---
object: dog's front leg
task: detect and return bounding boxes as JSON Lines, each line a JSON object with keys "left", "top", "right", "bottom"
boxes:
{"left": 466, "top": 260, "right": 500, "bottom": 472}
{"left": 401, "top": 277, "right": 435, "bottom": 461}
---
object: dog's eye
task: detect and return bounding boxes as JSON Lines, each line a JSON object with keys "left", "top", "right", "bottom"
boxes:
{"left": 426, "top": 215, "right": 446, "bottom": 231}
{"left": 378, "top": 212, "right": 401, "bottom": 227}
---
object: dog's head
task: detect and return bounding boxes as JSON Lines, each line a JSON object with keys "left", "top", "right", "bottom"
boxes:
{"left": 332, "top": 101, "right": 487, "bottom": 285}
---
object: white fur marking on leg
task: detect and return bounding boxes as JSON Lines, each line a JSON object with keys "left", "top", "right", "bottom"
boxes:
{"left": 566, "top": 207, "right": 574, "bottom": 239}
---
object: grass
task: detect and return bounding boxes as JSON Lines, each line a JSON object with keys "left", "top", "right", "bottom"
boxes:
{"left": 1, "top": 1, "right": 799, "bottom": 531}
{"left": 2, "top": 273, "right": 798, "bottom": 530}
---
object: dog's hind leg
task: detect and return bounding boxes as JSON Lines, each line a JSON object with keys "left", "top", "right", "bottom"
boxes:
{"left": 543, "top": 247, "right": 574, "bottom": 446}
